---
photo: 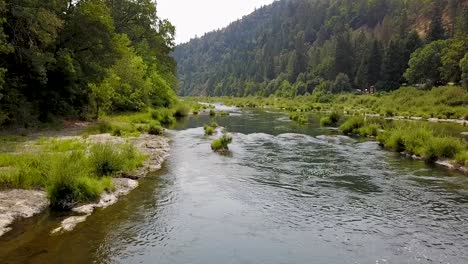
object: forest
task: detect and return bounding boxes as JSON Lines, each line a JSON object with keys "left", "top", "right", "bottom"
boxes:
{"left": 0, "top": 0, "right": 177, "bottom": 128}
{"left": 173, "top": 0, "right": 468, "bottom": 97}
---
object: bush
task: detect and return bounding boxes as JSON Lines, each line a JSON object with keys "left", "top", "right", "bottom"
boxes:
{"left": 424, "top": 137, "right": 463, "bottom": 161}
{"left": 83, "top": 121, "right": 113, "bottom": 135}
{"left": 289, "top": 112, "right": 308, "bottom": 124}
{"left": 210, "top": 122, "right": 219, "bottom": 128}
{"left": 211, "top": 133, "right": 233, "bottom": 151}
{"left": 340, "top": 117, "right": 365, "bottom": 134}
{"left": 455, "top": 151, "right": 468, "bottom": 167}
{"left": 377, "top": 129, "right": 405, "bottom": 152}
{"left": 148, "top": 122, "right": 164, "bottom": 135}
{"left": 357, "top": 124, "right": 380, "bottom": 137}
{"left": 320, "top": 116, "right": 332, "bottom": 126}
{"left": 209, "top": 109, "right": 216, "bottom": 116}
{"left": 88, "top": 144, "right": 125, "bottom": 177}
{"left": 377, "top": 124, "right": 466, "bottom": 162}
{"left": 0, "top": 140, "right": 146, "bottom": 211}
{"left": 173, "top": 104, "right": 191, "bottom": 118}
{"left": 204, "top": 125, "right": 215, "bottom": 135}
{"left": 151, "top": 108, "right": 176, "bottom": 126}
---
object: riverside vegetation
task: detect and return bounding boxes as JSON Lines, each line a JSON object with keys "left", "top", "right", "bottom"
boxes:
{"left": 188, "top": 86, "right": 468, "bottom": 120}
{"left": 0, "top": 139, "right": 146, "bottom": 210}
{"left": 0, "top": 101, "right": 200, "bottom": 211}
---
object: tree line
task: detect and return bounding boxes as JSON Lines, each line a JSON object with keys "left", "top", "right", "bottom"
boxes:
{"left": 0, "top": 0, "right": 177, "bottom": 127}
{"left": 173, "top": 0, "right": 468, "bottom": 97}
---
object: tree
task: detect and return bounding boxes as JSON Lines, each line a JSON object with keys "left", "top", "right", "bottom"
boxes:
{"left": 460, "top": 53, "right": 468, "bottom": 90}
{"left": 440, "top": 38, "right": 468, "bottom": 83}
{"left": 380, "top": 39, "right": 404, "bottom": 90}
{"left": 404, "top": 40, "right": 449, "bottom": 86}
{"left": 427, "top": 0, "right": 446, "bottom": 41}
{"left": 334, "top": 32, "right": 354, "bottom": 77}
{"left": 368, "top": 40, "right": 383, "bottom": 86}
{"left": 332, "top": 73, "right": 352, "bottom": 93}
{"left": 455, "top": 6, "right": 468, "bottom": 37}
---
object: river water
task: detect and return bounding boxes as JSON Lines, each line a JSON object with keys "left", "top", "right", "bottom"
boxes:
{"left": 1, "top": 107, "right": 468, "bottom": 264}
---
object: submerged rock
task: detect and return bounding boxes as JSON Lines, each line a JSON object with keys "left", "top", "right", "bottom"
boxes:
{"left": 0, "top": 190, "right": 49, "bottom": 237}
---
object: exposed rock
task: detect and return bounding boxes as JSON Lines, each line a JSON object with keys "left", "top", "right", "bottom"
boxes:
{"left": 0, "top": 190, "right": 49, "bottom": 237}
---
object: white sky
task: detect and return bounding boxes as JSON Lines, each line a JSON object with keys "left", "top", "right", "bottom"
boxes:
{"left": 157, "top": 0, "right": 276, "bottom": 44}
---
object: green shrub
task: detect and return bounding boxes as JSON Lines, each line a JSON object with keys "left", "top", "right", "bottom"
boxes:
{"left": 211, "top": 133, "right": 233, "bottom": 151}
{"left": 204, "top": 125, "right": 215, "bottom": 135}
{"left": 340, "top": 117, "right": 365, "bottom": 135}
{"left": 148, "top": 122, "right": 164, "bottom": 135}
{"left": 120, "top": 144, "right": 146, "bottom": 172}
{"left": 357, "top": 124, "right": 380, "bottom": 137}
{"left": 173, "top": 104, "right": 191, "bottom": 118}
{"left": 424, "top": 137, "right": 463, "bottom": 161}
{"left": 209, "top": 109, "right": 216, "bottom": 116}
{"left": 46, "top": 151, "right": 104, "bottom": 210}
{"left": 0, "top": 154, "right": 49, "bottom": 189}
{"left": 83, "top": 121, "right": 113, "bottom": 135}
{"left": 289, "top": 112, "right": 308, "bottom": 124}
{"left": 377, "top": 124, "right": 466, "bottom": 162}
{"left": 0, "top": 140, "right": 146, "bottom": 210}
{"left": 151, "top": 108, "right": 176, "bottom": 126}
{"left": 455, "top": 151, "right": 468, "bottom": 167}
{"left": 210, "top": 122, "right": 219, "bottom": 128}
{"left": 320, "top": 111, "right": 341, "bottom": 126}
{"left": 88, "top": 144, "right": 124, "bottom": 177}
{"left": 319, "top": 116, "right": 330, "bottom": 126}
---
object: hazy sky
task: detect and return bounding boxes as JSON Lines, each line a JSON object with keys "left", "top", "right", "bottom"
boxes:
{"left": 157, "top": 0, "right": 276, "bottom": 44}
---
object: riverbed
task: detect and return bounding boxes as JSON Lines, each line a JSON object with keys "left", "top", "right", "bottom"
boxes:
{"left": 1, "top": 107, "right": 468, "bottom": 264}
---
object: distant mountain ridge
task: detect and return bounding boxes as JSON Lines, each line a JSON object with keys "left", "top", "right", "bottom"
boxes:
{"left": 173, "top": 0, "right": 468, "bottom": 96}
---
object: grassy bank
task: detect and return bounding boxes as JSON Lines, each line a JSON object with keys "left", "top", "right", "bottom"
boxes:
{"left": 187, "top": 86, "right": 468, "bottom": 120}
{"left": 337, "top": 117, "right": 468, "bottom": 167}
{"left": 0, "top": 139, "right": 146, "bottom": 210}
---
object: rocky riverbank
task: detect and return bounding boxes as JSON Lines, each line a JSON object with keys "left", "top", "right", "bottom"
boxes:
{"left": 0, "top": 133, "right": 170, "bottom": 237}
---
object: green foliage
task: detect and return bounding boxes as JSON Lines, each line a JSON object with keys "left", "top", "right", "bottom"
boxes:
{"left": 340, "top": 117, "right": 366, "bottom": 135}
{"left": 151, "top": 108, "right": 176, "bottom": 126}
{"left": 289, "top": 112, "right": 308, "bottom": 124}
{"left": 377, "top": 124, "right": 466, "bottom": 162}
{"left": 0, "top": 0, "right": 177, "bottom": 128}
{"left": 455, "top": 151, "right": 468, "bottom": 167}
{"left": 173, "top": 104, "right": 191, "bottom": 118}
{"left": 211, "top": 133, "right": 233, "bottom": 152}
{"left": 461, "top": 53, "right": 468, "bottom": 90}
{"left": 405, "top": 40, "right": 448, "bottom": 86}
{"left": 320, "top": 111, "right": 341, "bottom": 126}
{"left": 0, "top": 140, "right": 146, "bottom": 210}
{"left": 173, "top": 0, "right": 462, "bottom": 97}
{"left": 209, "top": 109, "right": 216, "bottom": 116}
{"left": 88, "top": 144, "right": 125, "bottom": 177}
{"left": 191, "top": 85, "right": 468, "bottom": 120}
{"left": 148, "top": 122, "right": 164, "bottom": 135}
{"left": 204, "top": 125, "right": 215, "bottom": 136}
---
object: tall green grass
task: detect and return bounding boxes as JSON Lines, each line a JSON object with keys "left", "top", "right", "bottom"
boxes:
{"left": 0, "top": 140, "right": 146, "bottom": 210}
{"left": 187, "top": 86, "right": 468, "bottom": 120}
{"left": 377, "top": 124, "right": 466, "bottom": 162}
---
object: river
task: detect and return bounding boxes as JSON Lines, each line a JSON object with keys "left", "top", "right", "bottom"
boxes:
{"left": 1, "top": 106, "right": 468, "bottom": 264}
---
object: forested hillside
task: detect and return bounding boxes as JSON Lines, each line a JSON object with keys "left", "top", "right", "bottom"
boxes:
{"left": 174, "top": 0, "right": 468, "bottom": 96}
{"left": 0, "top": 0, "right": 176, "bottom": 127}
